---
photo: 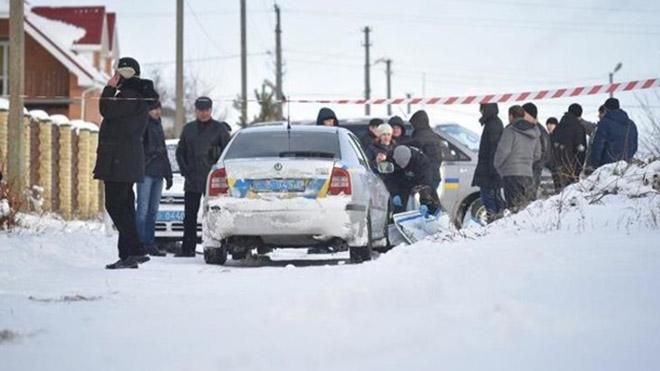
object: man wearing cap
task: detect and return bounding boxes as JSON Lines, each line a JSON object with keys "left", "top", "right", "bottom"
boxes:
{"left": 590, "top": 98, "right": 638, "bottom": 169}
{"left": 94, "top": 56, "right": 158, "bottom": 269}
{"left": 135, "top": 100, "right": 173, "bottom": 257}
{"left": 390, "top": 145, "right": 442, "bottom": 215}
{"left": 175, "top": 97, "right": 231, "bottom": 257}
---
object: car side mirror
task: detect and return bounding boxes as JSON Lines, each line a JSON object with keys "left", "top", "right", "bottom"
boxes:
{"left": 377, "top": 161, "right": 395, "bottom": 174}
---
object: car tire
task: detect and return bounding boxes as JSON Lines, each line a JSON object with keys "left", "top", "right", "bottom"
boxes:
{"left": 231, "top": 249, "right": 248, "bottom": 260}
{"left": 462, "top": 197, "right": 487, "bottom": 228}
{"left": 204, "top": 246, "right": 227, "bottom": 265}
{"left": 350, "top": 212, "right": 373, "bottom": 263}
{"left": 374, "top": 203, "right": 392, "bottom": 253}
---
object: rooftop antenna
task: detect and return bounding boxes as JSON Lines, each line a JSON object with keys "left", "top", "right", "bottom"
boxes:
{"left": 285, "top": 95, "right": 291, "bottom": 130}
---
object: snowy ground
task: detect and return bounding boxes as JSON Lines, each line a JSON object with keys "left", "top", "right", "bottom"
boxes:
{"left": 1, "top": 161, "right": 659, "bottom": 371}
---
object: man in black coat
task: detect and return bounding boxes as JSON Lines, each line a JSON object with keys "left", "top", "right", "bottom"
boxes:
{"left": 175, "top": 97, "right": 231, "bottom": 257}
{"left": 552, "top": 103, "right": 587, "bottom": 190}
{"left": 522, "top": 102, "right": 553, "bottom": 197}
{"left": 408, "top": 110, "right": 447, "bottom": 189}
{"left": 94, "top": 57, "right": 158, "bottom": 269}
{"left": 316, "top": 107, "right": 338, "bottom": 126}
{"left": 391, "top": 145, "right": 442, "bottom": 215}
{"left": 135, "top": 100, "right": 173, "bottom": 257}
{"left": 360, "top": 118, "right": 383, "bottom": 149}
{"left": 471, "top": 103, "right": 505, "bottom": 222}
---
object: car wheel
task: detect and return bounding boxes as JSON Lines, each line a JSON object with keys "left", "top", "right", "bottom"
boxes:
{"left": 374, "top": 203, "right": 392, "bottom": 253}
{"left": 204, "top": 246, "right": 227, "bottom": 265}
{"left": 231, "top": 249, "right": 248, "bottom": 260}
{"left": 350, "top": 212, "right": 373, "bottom": 263}
{"left": 462, "top": 197, "right": 488, "bottom": 228}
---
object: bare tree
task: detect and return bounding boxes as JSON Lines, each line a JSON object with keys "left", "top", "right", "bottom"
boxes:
{"left": 636, "top": 91, "right": 660, "bottom": 159}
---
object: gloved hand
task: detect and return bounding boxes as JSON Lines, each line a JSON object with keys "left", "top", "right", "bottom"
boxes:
{"left": 392, "top": 195, "right": 402, "bottom": 207}
{"left": 419, "top": 205, "right": 429, "bottom": 218}
{"left": 166, "top": 177, "right": 173, "bottom": 190}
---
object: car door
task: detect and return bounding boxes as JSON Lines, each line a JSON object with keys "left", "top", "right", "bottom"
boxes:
{"left": 346, "top": 133, "right": 389, "bottom": 239}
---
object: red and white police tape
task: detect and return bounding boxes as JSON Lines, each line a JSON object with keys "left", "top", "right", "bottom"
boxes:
{"left": 4, "top": 77, "right": 658, "bottom": 104}
{"left": 283, "top": 77, "right": 659, "bottom": 105}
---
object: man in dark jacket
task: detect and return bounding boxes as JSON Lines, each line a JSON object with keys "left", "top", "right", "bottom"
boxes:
{"left": 590, "top": 98, "right": 638, "bottom": 169}
{"left": 94, "top": 57, "right": 158, "bottom": 269}
{"left": 316, "top": 107, "right": 338, "bottom": 126}
{"left": 361, "top": 118, "right": 383, "bottom": 149}
{"left": 472, "top": 103, "right": 505, "bottom": 222}
{"left": 175, "top": 97, "right": 231, "bottom": 257}
{"left": 388, "top": 115, "right": 409, "bottom": 145}
{"left": 552, "top": 103, "right": 587, "bottom": 190}
{"left": 391, "top": 145, "right": 442, "bottom": 215}
{"left": 522, "top": 102, "right": 553, "bottom": 197}
{"left": 135, "top": 100, "right": 173, "bottom": 257}
{"left": 408, "top": 110, "right": 447, "bottom": 189}
{"left": 494, "top": 105, "right": 542, "bottom": 212}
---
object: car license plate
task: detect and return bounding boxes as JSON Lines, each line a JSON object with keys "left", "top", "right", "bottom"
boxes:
{"left": 252, "top": 179, "right": 306, "bottom": 193}
{"left": 157, "top": 210, "right": 185, "bottom": 222}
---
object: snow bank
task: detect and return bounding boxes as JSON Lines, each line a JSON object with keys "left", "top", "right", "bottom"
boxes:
{"left": 28, "top": 110, "right": 49, "bottom": 121}
{"left": 49, "top": 114, "right": 70, "bottom": 126}
{"left": 69, "top": 120, "right": 99, "bottom": 133}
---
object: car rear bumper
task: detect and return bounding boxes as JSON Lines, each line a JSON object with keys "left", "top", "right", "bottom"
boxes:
{"left": 203, "top": 196, "right": 369, "bottom": 247}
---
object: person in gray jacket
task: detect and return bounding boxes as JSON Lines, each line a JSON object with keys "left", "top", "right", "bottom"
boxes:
{"left": 494, "top": 105, "right": 542, "bottom": 212}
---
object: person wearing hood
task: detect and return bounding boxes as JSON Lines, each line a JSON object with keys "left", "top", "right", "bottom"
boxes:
{"left": 391, "top": 145, "right": 442, "bottom": 215}
{"left": 472, "top": 103, "right": 505, "bottom": 222}
{"left": 552, "top": 103, "right": 588, "bottom": 189}
{"left": 522, "top": 102, "right": 553, "bottom": 196}
{"left": 590, "top": 98, "right": 638, "bottom": 169}
{"left": 176, "top": 97, "right": 231, "bottom": 257}
{"left": 135, "top": 100, "right": 173, "bottom": 257}
{"left": 388, "top": 115, "right": 409, "bottom": 144}
{"left": 494, "top": 105, "right": 542, "bottom": 212}
{"left": 316, "top": 107, "right": 338, "bottom": 126}
{"left": 408, "top": 110, "right": 447, "bottom": 189}
{"left": 94, "top": 57, "right": 159, "bottom": 269}
{"left": 360, "top": 118, "right": 383, "bottom": 149}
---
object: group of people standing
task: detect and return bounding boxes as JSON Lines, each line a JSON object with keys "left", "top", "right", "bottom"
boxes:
{"left": 94, "top": 57, "right": 231, "bottom": 269}
{"left": 473, "top": 97, "right": 638, "bottom": 222}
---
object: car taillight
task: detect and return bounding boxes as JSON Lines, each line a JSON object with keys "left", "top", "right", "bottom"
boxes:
{"left": 208, "top": 167, "right": 229, "bottom": 196}
{"left": 328, "top": 167, "right": 352, "bottom": 195}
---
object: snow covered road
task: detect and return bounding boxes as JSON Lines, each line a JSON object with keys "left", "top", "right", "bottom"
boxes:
{"left": 1, "top": 221, "right": 659, "bottom": 371}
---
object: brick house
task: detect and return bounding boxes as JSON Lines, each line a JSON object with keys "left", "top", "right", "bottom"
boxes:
{"left": 0, "top": 4, "right": 119, "bottom": 124}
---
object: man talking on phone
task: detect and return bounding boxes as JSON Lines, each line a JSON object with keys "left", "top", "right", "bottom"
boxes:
{"left": 94, "top": 57, "right": 158, "bottom": 269}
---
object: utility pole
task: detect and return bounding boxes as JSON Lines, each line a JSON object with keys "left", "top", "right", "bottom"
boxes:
{"left": 175, "top": 0, "right": 184, "bottom": 136}
{"left": 274, "top": 3, "right": 283, "bottom": 120}
{"left": 385, "top": 59, "right": 392, "bottom": 115}
{"left": 609, "top": 62, "right": 622, "bottom": 98}
{"left": 362, "top": 26, "right": 371, "bottom": 116}
{"left": 240, "top": 0, "right": 248, "bottom": 125}
{"left": 406, "top": 93, "right": 412, "bottom": 115}
{"left": 7, "top": 0, "right": 26, "bottom": 202}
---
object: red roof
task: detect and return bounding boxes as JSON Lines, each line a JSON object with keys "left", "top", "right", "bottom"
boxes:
{"left": 106, "top": 13, "right": 116, "bottom": 50}
{"left": 31, "top": 6, "right": 106, "bottom": 45}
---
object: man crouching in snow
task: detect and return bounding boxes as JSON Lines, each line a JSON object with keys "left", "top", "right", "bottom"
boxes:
{"left": 94, "top": 57, "right": 158, "bottom": 269}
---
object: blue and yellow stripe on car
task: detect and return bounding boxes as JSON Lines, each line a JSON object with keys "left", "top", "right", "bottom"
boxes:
{"left": 444, "top": 178, "right": 460, "bottom": 190}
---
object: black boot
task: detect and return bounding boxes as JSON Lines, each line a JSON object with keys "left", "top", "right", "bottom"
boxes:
{"left": 175, "top": 241, "right": 196, "bottom": 257}
{"left": 105, "top": 257, "right": 139, "bottom": 269}
{"left": 132, "top": 255, "right": 151, "bottom": 264}
{"left": 144, "top": 244, "right": 166, "bottom": 257}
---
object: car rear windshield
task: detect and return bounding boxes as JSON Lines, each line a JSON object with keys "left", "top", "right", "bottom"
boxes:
{"left": 224, "top": 131, "right": 341, "bottom": 160}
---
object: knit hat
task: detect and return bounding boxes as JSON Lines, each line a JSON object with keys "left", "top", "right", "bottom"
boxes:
{"left": 392, "top": 145, "right": 412, "bottom": 168}
{"left": 377, "top": 123, "right": 393, "bottom": 136}
{"left": 568, "top": 103, "right": 583, "bottom": 117}
{"left": 604, "top": 98, "right": 620, "bottom": 110}
{"left": 194, "top": 96, "right": 213, "bottom": 110}
{"left": 116, "top": 57, "right": 141, "bottom": 79}
{"left": 522, "top": 102, "right": 538, "bottom": 119}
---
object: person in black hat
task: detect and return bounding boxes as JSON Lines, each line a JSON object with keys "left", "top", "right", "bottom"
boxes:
{"left": 523, "top": 102, "right": 553, "bottom": 197}
{"left": 590, "top": 98, "right": 638, "bottom": 169}
{"left": 175, "top": 96, "right": 231, "bottom": 257}
{"left": 95, "top": 56, "right": 158, "bottom": 269}
{"left": 552, "top": 103, "right": 587, "bottom": 190}
{"left": 360, "top": 118, "right": 383, "bottom": 149}
{"left": 135, "top": 100, "right": 173, "bottom": 257}
{"left": 388, "top": 115, "right": 409, "bottom": 144}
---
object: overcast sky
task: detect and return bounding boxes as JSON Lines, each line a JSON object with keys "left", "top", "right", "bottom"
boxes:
{"left": 29, "top": 0, "right": 660, "bottom": 132}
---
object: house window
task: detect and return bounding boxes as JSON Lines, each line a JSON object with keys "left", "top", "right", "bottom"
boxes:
{"left": 0, "top": 41, "right": 8, "bottom": 96}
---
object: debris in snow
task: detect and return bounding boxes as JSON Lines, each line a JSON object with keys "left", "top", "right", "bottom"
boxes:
{"left": 0, "top": 329, "right": 20, "bottom": 345}
{"left": 28, "top": 294, "right": 102, "bottom": 303}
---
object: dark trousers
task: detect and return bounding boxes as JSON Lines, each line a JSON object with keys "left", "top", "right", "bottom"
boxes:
{"left": 479, "top": 187, "right": 505, "bottom": 216}
{"left": 105, "top": 181, "right": 141, "bottom": 259}
{"left": 182, "top": 191, "right": 202, "bottom": 252}
{"left": 502, "top": 176, "right": 534, "bottom": 213}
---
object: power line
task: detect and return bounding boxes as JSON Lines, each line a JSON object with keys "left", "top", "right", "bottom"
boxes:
{"left": 142, "top": 52, "right": 270, "bottom": 66}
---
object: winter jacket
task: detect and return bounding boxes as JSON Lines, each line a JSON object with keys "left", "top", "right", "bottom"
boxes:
{"left": 176, "top": 119, "right": 231, "bottom": 193}
{"left": 494, "top": 119, "right": 542, "bottom": 178}
{"left": 94, "top": 77, "right": 157, "bottom": 183}
{"left": 553, "top": 112, "right": 588, "bottom": 177}
{"left": 316, "top": 107, "right": 338, "bottom": 126}
{"left": 361, "top": 131, "right": 378, "bottom": 150}
{"left": 590, "top": 109, "right": 638, "bottom": 168}
{"left": 532, "top": 122, "right": 553, "bottom": 176}
{"left": 472, "top": 103, "right": 504, "bottom": 188}
{"left": 408, "top": 110, "right": 447, "bottom": 186}
{"left": 366, "top": 141, "right": 394, "bottom": 170}
{"left": 143, "top": 115, "right": 173, "bottom": 181}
